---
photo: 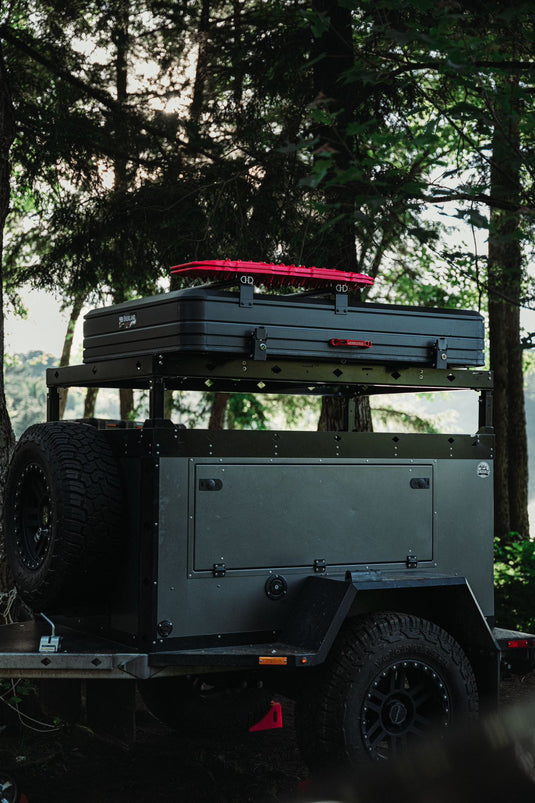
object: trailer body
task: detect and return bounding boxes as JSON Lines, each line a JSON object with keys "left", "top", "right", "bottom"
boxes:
{"left": 1, "top": 263, "right": 529, "bottom": 765}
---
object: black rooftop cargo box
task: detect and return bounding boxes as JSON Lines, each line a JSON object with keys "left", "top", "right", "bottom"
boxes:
{"left": 83, "top": 285, "right": 485, "bottom": 369}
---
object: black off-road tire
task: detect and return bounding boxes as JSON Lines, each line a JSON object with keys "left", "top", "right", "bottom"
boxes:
{"left": 4, "top": 422, "right": 123, "bottom": 612}
{"left": 138, "top": 675, "right": 273, "bottom": 734}
{"left": 296, "top": 612, "right": 478, "bottom": 770}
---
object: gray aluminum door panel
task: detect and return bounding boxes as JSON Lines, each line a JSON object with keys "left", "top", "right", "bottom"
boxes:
{"left": 193, "top": 463, "right": 433, "bottom": 569}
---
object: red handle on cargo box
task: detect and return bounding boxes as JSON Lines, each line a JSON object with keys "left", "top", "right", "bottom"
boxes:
{"left": 170, "top": 260, "right": 374, "bottom": 290}
{"left": 330, "top": 338, "right": 372, "bottom": 349}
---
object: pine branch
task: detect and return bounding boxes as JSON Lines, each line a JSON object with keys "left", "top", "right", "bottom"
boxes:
{"left": 422, "top": 191, "right": 535, "bottom": 215}
{"left": 0, "top": 23, "right": 223, "bottom": 164}
{"left": 384, "top": 57, "right": 535, "bottom": 80}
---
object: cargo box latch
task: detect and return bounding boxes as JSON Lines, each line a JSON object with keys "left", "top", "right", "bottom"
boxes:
{"left": 251, "top": 327, "right": 268, "bottom": 360}
{"left": 213, "top": 563, "right": 226, "bottom": 577}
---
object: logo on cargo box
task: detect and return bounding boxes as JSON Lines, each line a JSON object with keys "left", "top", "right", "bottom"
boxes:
{"left": 119, "top": 313, "right": 137, "bottom": 329}
{"left": 477, "top": 462, "right": 490, "bottom": 478}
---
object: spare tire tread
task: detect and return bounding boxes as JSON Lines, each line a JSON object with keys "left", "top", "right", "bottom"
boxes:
{"left": 4, "top": 422, "right": 123, "bottom": 611}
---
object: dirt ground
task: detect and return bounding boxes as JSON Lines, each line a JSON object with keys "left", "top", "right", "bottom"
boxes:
{"left": 2, "top": 671, "right": 535, "bottom": 803}
{"left": 0, "top": 692, "right": 307, "bottom": 803}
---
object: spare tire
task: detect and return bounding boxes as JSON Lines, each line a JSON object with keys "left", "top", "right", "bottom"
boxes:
{"left": 4, "top": 422, "right": 123, "bottom": 612}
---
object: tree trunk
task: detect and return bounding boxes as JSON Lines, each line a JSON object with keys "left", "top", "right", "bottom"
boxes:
{"left": 311, "top": 0, "right": 358, "bottom": 272}
{"left": 189, "top": 0, "right": 210, "bottom": 128}
{"left": 84, "top": 387, "right": 99, "bottom": 418}
{"left": 59, "top": 293, "right": 85, "bottom": 418}
{"left": 164, "top": 390, "right": 174, "bottom": 420}
{"left": 0, "top": 45, "right": 16, "bottom": 594}
{"left": 209, "top": 393, "right": 230, "bottom": 429}
{"left": 112, "top": 0, "right": 135, "bottom": 422}
{"left": 317, "top": 396, "right": 373, "bottom": 432}
{"left": 487, "top": 75, "right": 529, "bottom": 541}
{"left": 311, "top": 1, "right": 373, "bottom": 432}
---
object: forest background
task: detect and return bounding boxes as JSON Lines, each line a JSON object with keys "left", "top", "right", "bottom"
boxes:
{"left": 1, "top": 0, "right": 535, "bottom": 627}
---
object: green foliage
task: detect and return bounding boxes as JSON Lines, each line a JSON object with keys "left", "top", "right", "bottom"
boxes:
{"left": 494, "top": 535, "right": 535, "bottom": 632}
{"left": 3, "top": 0, "right": 314, "bottom": 310}
{"left": 522, "top": 347, "right": 535, "bottom": 375}
{"left": 0, "top": 677, "right": 33, "bottom": 706}
{"left": 167, "top": 391, "right": 211, "bottom": 430}
{"left": 2, "top": 0, "right": 535, "bottom": 457}
{"left": 200, "top": 393, "right": 320, "bottom": 432}
{"left": 5, "top": 351, "right": 55, "bottom": 438}
{"left": 8, "top": 0, "right": 532, "bottom": 314}
{"left": 227, "top": 394, "right": 268, "bottom": 431}
{"left": 4, "top": 351, "right": 125, "bottom": 436}
{"left": 372, "top": 406, "right": 439, "bottom": 434}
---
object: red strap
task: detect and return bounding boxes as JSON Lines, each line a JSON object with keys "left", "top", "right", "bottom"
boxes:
{"left": 170, "top": 259, "right": 373, "bottom": 289}
{"left": 330, "top": 338, "right": 372, "bottom": 348}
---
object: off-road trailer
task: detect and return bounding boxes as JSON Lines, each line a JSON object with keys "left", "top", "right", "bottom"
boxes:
{"left": 0, "top": 261, "right": 533, "bottom": 767}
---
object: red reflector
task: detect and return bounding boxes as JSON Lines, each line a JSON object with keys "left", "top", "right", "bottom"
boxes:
{"left": 507, "top": 639, "right": 529, "bottom": 649}
{"left": 170, "top": 260, "right": 374, "bottom": 289}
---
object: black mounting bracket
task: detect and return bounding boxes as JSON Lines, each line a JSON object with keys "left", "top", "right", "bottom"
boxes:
{"left": 251, "top": 327, "right": 268, "bottom": 360}
{"left": 239, "top": 277, "right": 254, "bottom": 307}
{"left": 335, "top": 285, "right": 348, "bottom": 315}
{"left": 433, "top": 337, "right": 448, "bottom": 368}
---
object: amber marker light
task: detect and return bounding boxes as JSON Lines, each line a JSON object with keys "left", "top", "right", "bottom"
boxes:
{"left": 258, "top": 656, "right": 288, "bottom": 666}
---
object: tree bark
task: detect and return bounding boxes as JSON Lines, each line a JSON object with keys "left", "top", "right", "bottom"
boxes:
{"left": 318, "top": 396, "right": 372, "bottom": 432}
{"left": 0, "top": 47, "right": 15, "bottom": 458}
{"left": 0, "top": 45, "right": 16, "bottom": 593}
{"left": 311, "top": 1, "right": 373, "bottom": 432}
{"left": 189, "top": 0, "right": 210, "bottom": 128}
{"left": 59, "top": 293, "right": 85, "bottom": 418}
{"left": 311, "top": 0, "right": 358, "bottom": 272}
{"left": 208, "top": 392, "right": 230, "bottom": 429}
{"left": 487, "top": 75, "right": 529, "bottom": 541}
{"left": 112, "top": 0, "right": 135, "bottom": 422}
{"left": 164, "top": 390, "right": 174, "bottom": 420}
{"left": 84, "top": 387, "right": 99, "bottom": 418}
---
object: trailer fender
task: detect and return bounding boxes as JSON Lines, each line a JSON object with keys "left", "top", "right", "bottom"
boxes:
{"left": 280, "top": 573, "right": 499, "bottom": 706}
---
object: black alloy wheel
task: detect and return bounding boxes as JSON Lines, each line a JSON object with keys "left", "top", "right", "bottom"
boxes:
{"left": 15, "top": 464, "right": 52, "bottom": 571}
{"left": 361, "top": 658, "right": 450, "bottom": 760}
{"left": 296, "top": 612, "right": 478, "bottom": 770}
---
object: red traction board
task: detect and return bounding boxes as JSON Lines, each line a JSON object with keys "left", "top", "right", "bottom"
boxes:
{"left": 170, "top": 259, "right": 374, "bottom": 289}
